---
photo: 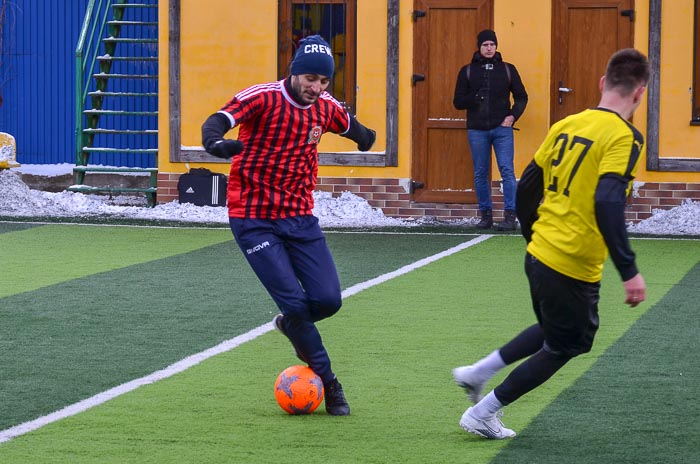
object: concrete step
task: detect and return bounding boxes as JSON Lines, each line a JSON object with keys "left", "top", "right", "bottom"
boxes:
{"left": 20, "top": 171, "right": 153, "bottom": 194}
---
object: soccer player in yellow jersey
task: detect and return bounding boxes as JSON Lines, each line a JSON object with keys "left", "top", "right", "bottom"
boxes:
{"left": 452, "top": 49, "right": 649, "bottom": 439}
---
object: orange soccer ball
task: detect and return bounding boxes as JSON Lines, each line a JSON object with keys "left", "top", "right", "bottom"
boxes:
{"left": 274, "top": 365, "right": 324, "bottom": 414}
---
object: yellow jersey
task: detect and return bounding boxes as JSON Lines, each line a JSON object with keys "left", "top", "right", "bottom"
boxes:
{"left": 527, "top": 108, "right": 644, "bottom": 282}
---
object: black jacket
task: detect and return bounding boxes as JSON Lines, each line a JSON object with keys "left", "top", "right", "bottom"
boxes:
{"left": 453, "top": 51, "right": 528, "bottom": 130}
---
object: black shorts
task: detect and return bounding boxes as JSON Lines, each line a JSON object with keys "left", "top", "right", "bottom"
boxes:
{"left": 525, "top": 253, "right": 601, "bottom": 357}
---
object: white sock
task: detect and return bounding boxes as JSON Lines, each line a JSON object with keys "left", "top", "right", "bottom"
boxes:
{"left": 472, "top": 349, "right": 506, "bottom": 380}
{"left": 470, "top": 390, "right": 504, "bottom": 419}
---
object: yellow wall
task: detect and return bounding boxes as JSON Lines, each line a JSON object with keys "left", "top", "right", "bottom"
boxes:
{"left": 632, "top": 0, "right": 700, "bottom": 183}
{"left": 159, "top": 0, "right": 278, "bottom": 174}
{"left": 160, "top": 0, "right": 700, "bottom": 184}
{"left": 492, "top": 0, "right": 697, "bottom": 183}
{"left": 657, "top": 1, "right": 700, "bottom": 165}
{"left": 159, "top": 0, "right": 395, "bottom": 177}
{"left": 493, "top": 0, "right": 552, "bottom": 177}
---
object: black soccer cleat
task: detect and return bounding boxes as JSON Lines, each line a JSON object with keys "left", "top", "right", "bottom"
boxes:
{"left": 324, "top": 378, "right": 350, "bottom": 416}
{"left": 273, "top": 314, "right": 306, "bottom": 362}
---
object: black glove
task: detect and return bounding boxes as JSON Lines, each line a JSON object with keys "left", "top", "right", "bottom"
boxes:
{"left": 475, "top": 87, "right": 489, "bottom": 102}
{"left": 358, "top": 127, "right": 376, "bottom": 152}
{"left": 341, "top": 116, "right": 376, "bottom": 151}
{"left": 206, "top": 139, "right": 243, "bottom": 159}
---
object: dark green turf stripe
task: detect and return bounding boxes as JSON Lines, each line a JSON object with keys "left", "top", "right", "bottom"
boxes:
{"left": 0, "top": 241, "right": 251, "bottom": 429}
{"left": 495, "top": 262, "right": 700, "bottom": 464}
{"left": 0, "top": 222, "right": 44, "bottom": 234}
{"left": 0, "top": 232, "right": 470, "bottom": 430}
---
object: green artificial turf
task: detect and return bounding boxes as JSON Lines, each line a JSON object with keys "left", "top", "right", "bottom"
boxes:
{"left": 495, "top": 261, "right": 700, "bottom": 464}
{"left": 0, "top": 227, "right": 471, "bottom": 430}
{"left": 0, "top": 230, "right": 697, "bottom": 463}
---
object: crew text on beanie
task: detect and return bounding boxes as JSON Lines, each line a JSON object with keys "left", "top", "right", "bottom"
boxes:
{"left": 290, "top": 35, "right": 335, "bottom": 78}
{"left": 477, "top": 29, "right": 498, "bottom": 48}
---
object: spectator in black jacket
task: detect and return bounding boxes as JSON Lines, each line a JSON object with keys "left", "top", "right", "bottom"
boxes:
{"left": 453, "top": 29, "right": 528, "bottom": 230}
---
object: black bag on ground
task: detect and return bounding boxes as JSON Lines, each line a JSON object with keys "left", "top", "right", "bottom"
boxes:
{"left": 178, "top": 168, "right": 227, "bottom": 207}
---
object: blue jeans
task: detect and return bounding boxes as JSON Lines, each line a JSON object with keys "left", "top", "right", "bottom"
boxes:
{"left": 467, "top": 126, "right": 516, "bottom": 211}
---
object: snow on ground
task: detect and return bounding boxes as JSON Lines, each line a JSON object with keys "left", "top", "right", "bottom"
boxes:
{"left": 626, "top": 200, "right": 700, "bottom": 236}
{"left": 1, "top": 167, "right": 410, "bottom": 228}
{"left": 2, "top": 166, "right": 699, "bottom": 235}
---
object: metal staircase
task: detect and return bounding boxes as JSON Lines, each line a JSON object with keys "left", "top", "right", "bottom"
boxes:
{"left": 73, "top": 0, "right": 158, "bottom": 206}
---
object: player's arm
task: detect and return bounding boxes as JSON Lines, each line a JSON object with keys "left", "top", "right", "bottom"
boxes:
{"left": 340, "top": 116, "right": 376, "bottom": 151}
{"left": 201, "top": 112, "right": 243, "bottom": 159}
{"left": 595, "top": 174, "right": 646, "bottom": 306}
{"left": 515, "top": 160, "right": 544, "bottom": 243}
{"left": 594, "top": 173, "right": 638, "bottom": 280}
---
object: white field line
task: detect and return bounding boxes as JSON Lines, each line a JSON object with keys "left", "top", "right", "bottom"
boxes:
{"left": 0, "top": 234, "right": 493, "bottom": 444}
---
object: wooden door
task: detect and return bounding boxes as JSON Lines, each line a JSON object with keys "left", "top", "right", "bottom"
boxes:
{"left": 551, "top": 0, "right": 635, "bottom": 123}
{"left": 411, "top": 0, "right": 491, "bottom": 204}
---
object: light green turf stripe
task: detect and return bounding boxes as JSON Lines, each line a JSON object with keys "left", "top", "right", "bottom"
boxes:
{"left": 0, "top": 224, "right": 231, "bottom": 298}
{"left": 0, "top": 238, "right": 695, "bottom": 463}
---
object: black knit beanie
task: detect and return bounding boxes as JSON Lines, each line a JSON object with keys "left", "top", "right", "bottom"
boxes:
{"left": 477, "top": 29, "right": 498, "bottom": 48}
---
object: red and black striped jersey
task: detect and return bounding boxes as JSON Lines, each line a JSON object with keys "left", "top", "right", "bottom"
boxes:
{"left": 217, "top": 79, "right": 351, "bottom": 219}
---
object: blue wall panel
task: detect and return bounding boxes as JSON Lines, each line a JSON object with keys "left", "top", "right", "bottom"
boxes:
{"left": 0, "top": 0, "right": 158, "bottom": 166}
{"left": 0, "top": 0, "right": 90, "bottom": 164}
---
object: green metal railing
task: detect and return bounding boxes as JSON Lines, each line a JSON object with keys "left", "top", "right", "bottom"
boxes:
{"left": 75, "top": 0, "right": 126, "bottom": 168}
{"left": 72, "top": 0, "right": 159, "bottom": 206}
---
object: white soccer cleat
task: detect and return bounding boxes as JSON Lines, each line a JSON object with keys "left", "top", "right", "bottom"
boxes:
{"left": 459, "top": 407, "right": 516, "bottom": 440}
{"left": 452, "top": 365, "right": 487, "bottom": 403}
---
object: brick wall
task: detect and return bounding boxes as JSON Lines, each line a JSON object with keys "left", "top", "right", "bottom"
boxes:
{"left": 157, "top": 173, "right": 180, "bottom": 204}
{"left": 629, "top": 181, "right": 700, "bottom": 222}
{"left": 157, "top": 174, "right": 700, "bottom": 224}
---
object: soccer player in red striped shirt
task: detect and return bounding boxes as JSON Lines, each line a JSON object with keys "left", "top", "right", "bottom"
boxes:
{"left": 201, "top": 35, "right": 375, "bottom": 416}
